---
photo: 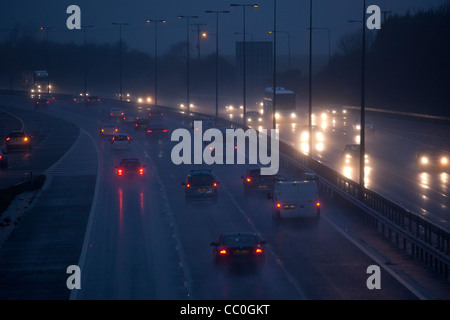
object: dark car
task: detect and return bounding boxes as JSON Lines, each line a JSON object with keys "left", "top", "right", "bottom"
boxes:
{"left": 114, "top": 158, "right": 146, "bottom": 177}
{"left": 134, "top": 118, "right": 149, "bottom": 130}
{"left": 146, "top": 124, "right": 169, "bottom": 136}
{"left": 86, "top": 96, "right": 100, "bottom": 103}
{"left": 34, "top": 98, "right": 49, "bottom": 106}
{"left": 416, "top": 147, "right": 449, "bottom": 171}
{"left": 342, "top": 144, "right": 369, "bottom": 166}
{"left": 147, "top": 110, "right": 165, "bottom": 121}
{"left": 241, "top": 168, "right": 277, "bottom": 193}
{"left": 5, "top": 131, "right": 32, "bottom": 152}
{"left": 210, "top": 232, "right": 266, "bottom": 266}
{"left": 181, "top": 170, "right": 219, "bottom": 198}
{"left": 0, "top": 149, "right": 8, "bottom": 168}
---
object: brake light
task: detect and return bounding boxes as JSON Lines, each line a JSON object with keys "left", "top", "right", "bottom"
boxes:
{"left": 246, "top": 178, "right": 251, "bottom": 182}
{"left": 117, "top": 169, "right": 123, "bottom": 175}
{"left": 139, "top": 168, "right": 144, "bottom": 175}
{"left": 147, "top": 130, "right": 152, "bottom": 133}
{"left": 186, "top": 183, "right": 190, "bottom": 188}
{"left": 24, "top": 137, "right": 28, "bottom": 142}
{"left": 110, "top": 113, "right": 113, "bottom": 116}
{"left": 163, "top": 129, "right": 168, "bottom": 132}
{"left": 276, "top": 203, "right": 281, "bottom": 208}
{"left": 115, "top": 128, "right": 118, "bottom": 132}
{"left": 6, "top": 137, "right": 10, "bottom": 141}
{"left": 101, "top": 129, "right": 105, "bottom": 132}
{"left": 219, "top": 249, "right": 227, "bottom": 255}
{"left": 255, "top": 248, "right": 263, "bottom": 254}
{"left": 0, "top": 155, "right": 2, "bottom": 159}
{"left": 213, "top": 183, "right": 217, "bottom": 187}
{"left": 316, "top": 202, "right": 320, "bottom": 207}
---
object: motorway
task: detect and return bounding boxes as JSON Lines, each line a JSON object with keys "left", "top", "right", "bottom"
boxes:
{"left": 0, "top": 95, "right": 449, "bottom": 300}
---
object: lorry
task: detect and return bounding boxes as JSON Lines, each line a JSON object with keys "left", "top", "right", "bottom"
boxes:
{"left": 271, "top": 179, "right": 320, "bottom": 219}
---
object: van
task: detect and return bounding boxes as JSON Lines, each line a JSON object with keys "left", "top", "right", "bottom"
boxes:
{"left": 271, "top": 180, "right": 320, "bottom": 219}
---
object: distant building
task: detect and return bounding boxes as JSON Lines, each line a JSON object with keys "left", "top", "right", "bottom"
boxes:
{"left": 235, "top": 41, "right": 273, "bottom": 89}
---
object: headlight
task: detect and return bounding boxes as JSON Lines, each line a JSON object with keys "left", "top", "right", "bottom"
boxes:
{"left": 421, "top": 157, "right": 429, "bottom": 164}
{"left": 442, "top": 157, "right": 448, "bottom": 165}
{"left": 301, "top": 132, "right": 309, "bottom": 142}
{"left": 355, "top": 125, "right": 361, "bottom": 130}
{"left": 291, "top": 113, "right": 296, "bottom": 119}
{"left": 275, "top": 112, "right": 280, "bottom": 119}
{"left": 316, "top": 132, "right": 324, "bottom": 142}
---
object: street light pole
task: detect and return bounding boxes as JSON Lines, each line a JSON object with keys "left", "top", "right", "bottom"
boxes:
{"left": 40, "top": 26, "right": 55, "bottom": 94}
{"left": 146, "top": 19, "right": 166, "bottom": 107}
{"left": 178, "top": 15, "right": 199, "bottom": 113}
{"left": 205, "top": 10, "right": 230, "bottom": 120}
{"left": 308, "top": 0, "right": 313, "bottom": 159}
{"left": 230, "top": 3, "right": 258, "bottom": 128}
{"left": 81, "top": 25, "right": 93, "bottom": 98}
{"left": 191, "top": 23, "right": 206, "bottom": 59}
{"left": 112, "top": 22, "right": 129, "bottom": 102}
{"left": 269, "top": 30, "right": 291, "bottom": 71}
{"left": 272, "top": 0, "right": 277, "bottom": 130}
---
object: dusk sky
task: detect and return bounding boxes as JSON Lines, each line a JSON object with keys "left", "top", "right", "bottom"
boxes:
{"left": 1, "top": 0, "right": 447, "bottom": 60}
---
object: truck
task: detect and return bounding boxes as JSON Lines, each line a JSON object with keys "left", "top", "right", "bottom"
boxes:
{"left": 271, "top": 179, "right": 320, "bottom": 219}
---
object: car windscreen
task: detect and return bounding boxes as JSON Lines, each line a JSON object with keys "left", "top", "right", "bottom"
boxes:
{"left": 190, "top": 174, "right": 213, "bottom": 186}
{"left": 222, "top": 235, "right": 257, "bottom": 246}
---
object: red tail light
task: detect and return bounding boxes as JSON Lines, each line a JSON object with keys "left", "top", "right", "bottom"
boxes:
{"left": 101, "top": 129, "right": 105, "bottom": 132}
{"left": 316, "top": 202, "right": 320, "bottom": 207}
{"left": 276, "top": 203, "right": 281, "bottom": 208}
{"left": 111, "top": 113, "right": 113, "bottom": 116}
{"left": 6, "top": 137, "right": 10, "bottom": 141}
{"left": 162, "top": 129, "right": 168, "bottom": 132}
{"left": 255, "top": 248, "right": 263, "bottom": 254}
{"left": 213, "top": 183, "right": 217, "bottom": 187}
{"left": 139, "top": 168, "right": 144, "bottom": 175}
{"left": 219, "top": 249, "right": 227, "bottom": 255}
{"left": 115, "top": 129, "right": 118, "bottom": 132}
{"left": 147, "top": 130, "right": 152, "bottom": 133}
{"left": 186, "top": 183, "right": 190, "bottom": 188}
{"left": 117, "top": 169, "right": 123, "bottom": 175}
{"left": 246, "top": 178, "right": 251, "bottom": 182}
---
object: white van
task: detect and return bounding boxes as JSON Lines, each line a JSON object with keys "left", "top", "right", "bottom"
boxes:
{"left": 272, "top": 180, "right": 320, "bottom": 219}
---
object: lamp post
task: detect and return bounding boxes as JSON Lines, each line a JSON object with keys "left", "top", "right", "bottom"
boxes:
{"left": 230, "top": 3, "right": 258, "bottom": 127}
{"left": 2, "top": 28, "right": 14, "bottom": 93}
{"left": 40, "top": 26, "right": 55, "bottom": 94}
{"left": 268, "top": 30, "right": 291, "bottom": 71}
{"left": 81, "top": 25, "right": 93, "bottom": 98}
{"left": 349, "top": 0, "right": 367, "bottom": 195}
{"left": 146, "top": 19, "right": 166, "bottom": 107}
{"left": 191, "top": 23, "right": 206, "bottom": 59}
{"left": 308, "top": 0, "right": 313, "bottom": 159}
{"left": 178, "top": 15, "right": 199, "bottom": 114}
{"left": 112, "top": 22, "right": 129, "bottom": 102}
{"left": 205, "top": 10, "right": 230, "bottom": 120}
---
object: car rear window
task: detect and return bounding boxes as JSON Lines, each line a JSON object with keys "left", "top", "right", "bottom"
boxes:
{"left": 222, "top": 235, "right": 257, "bottom": 246}
{"left": 9, "top": 132, "right": 25, "bottom": 138}
{"left": 190, "top": 174, "right": 213, "bottom": 186}
{"left": 114, "top": 135, "right": 129, "bottom": 141}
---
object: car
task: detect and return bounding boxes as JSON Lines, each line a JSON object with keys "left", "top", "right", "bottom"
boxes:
{"left": 5, "top": 131, "right": 32, "bottom": 152}
{"left": 300, "top": 125, "right": 325, "bottom": 153}
{"left": 99, "top": 123, "right": 119, "bottom": 137}
{"left": 114, "top": 158, "right": 146, "bottom": 177}
{"left": 134, "top": 118, "right": 149, "bottom": 130}
{"left": 416, "top": 147, "right": 449, "bottom": 171}
{"left": 353, "top": 118, "right": 375, "bottom": 133}
{"left": 0, "top": 149, "right": 8, "bottom": 168}
{"left": 111, "top": 133, "right": 132, "bottom": 151}
{"left": 86, "top": 96, "right": 100, "bottom": 103}
{"left": 181, "top": 170, "right": 219, "bottom": 198}
{"left": 241, "top": 167, "right": 277, "bottom": 193}
{"left": 34, "top": 98, "right": 49, "bottom": 106}
{"left": 210, "top": 232, "right": 266, "bottom": 266}
{"left": 109, "top": 108, "right": 125, "bottom": 119}
{"left": 122, "top": 112, "right": 139, "bottom": 123}
{"left": 342, "top": 144, "right": 369, "bottom": 166}
{"left": 147, "top": 110, "right": 165, "bottom": 121}
{"left": 146, "top": 124, "right": 169, "bottom": 135}
{"left": 245, "top": 111, "right": 263, "bottom": 124}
